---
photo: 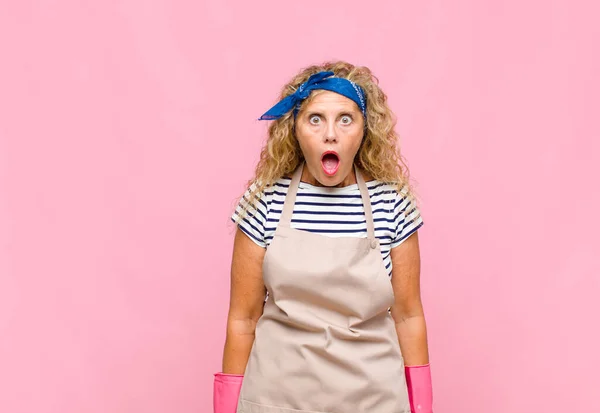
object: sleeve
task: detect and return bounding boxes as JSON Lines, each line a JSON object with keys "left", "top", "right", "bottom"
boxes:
{"left": 230, "top": 183, "right": 268, "bottom": 248}
{"left": 391, "top": 185, "right": 424, "bottom": 248}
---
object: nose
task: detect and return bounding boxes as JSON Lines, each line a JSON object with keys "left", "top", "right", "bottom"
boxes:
{"left": 323, "top": 120, "right": 338, "bottom": 143}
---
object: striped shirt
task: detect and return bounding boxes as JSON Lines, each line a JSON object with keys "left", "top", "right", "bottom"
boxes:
{"left": 231, "top": 177, "right": 424, "bottom": 277}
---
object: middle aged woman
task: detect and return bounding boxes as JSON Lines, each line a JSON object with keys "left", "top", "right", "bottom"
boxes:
{"left": 214, "top": 61, "right": 433, "bottom": 413}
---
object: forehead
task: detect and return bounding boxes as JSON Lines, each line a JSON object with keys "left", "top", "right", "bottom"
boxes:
{"left": 302, "top": 90, "right": 360, "bottom": 112}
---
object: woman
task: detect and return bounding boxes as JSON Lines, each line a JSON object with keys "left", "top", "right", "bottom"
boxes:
{"left": 214, "top": 61, "right": 433, "bottom": 413}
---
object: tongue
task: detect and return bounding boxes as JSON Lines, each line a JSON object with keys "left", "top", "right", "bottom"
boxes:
{"left": 322, "top": 154, "right": 339, "bottom": 174}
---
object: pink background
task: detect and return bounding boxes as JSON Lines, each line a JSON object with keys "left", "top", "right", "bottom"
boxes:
{"left": 1, "top": 1, "right": 599, "bottom": 412}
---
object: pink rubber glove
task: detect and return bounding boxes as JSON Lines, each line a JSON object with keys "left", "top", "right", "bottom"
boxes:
{"left": 213, "top": 373, "right": 243, "bottom": 413}
{"left": 405, "top": 364, "right": 433, "bottom": 413}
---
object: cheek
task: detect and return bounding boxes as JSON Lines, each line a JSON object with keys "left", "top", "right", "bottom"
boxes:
{"left": 295, "top": 127, "right": 319, "bottom": 153}
{"left": 344, "top": 128, "right": 364, "bottom": 150}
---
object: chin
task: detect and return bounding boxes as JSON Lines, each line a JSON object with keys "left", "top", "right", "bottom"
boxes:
{"left": 305, "top": 159, "right": 352, "bottom": 188}
{"left": 317, "top": 168, "right": 351, "bottom": 187}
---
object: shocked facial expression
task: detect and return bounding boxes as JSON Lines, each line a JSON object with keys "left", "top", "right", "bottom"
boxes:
{"left": 295, "top": 91, "right": 365, "bottom": 187}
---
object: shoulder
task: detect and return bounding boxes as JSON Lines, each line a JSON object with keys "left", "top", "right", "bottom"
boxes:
{"left": 240, "top": 176, "right": 290, "bottom": 202}
{"left": 369, "top": 181, "right": 417, "bottom": 208}
{"left": 388, "top": 183, "right": 423, "bottom": 246}
{"left": 232, "top": 177, "right": 288, "bottom": 248}
{"left": 366, "top": 180, "right": 408, "bottom": 205}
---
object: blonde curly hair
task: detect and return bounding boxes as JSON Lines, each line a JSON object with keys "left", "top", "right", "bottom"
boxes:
{"left": 235, "top": 60, "right": 420, "bottom": 223}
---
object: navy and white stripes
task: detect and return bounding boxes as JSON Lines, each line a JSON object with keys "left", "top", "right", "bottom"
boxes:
{"left": 231, "top": 178, "right": 423, "bottom": 277}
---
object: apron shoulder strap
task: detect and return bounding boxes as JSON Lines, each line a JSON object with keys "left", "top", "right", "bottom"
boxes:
{"left": 279, "top": 163, "right": 303, "bottom": 227}
{"left": 355, "top": 165, "right": 376, "bottom": 240}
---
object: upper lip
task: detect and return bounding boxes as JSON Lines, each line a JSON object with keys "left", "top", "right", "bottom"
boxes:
{"left": 321, "top": 150, "right": 339, "bottom": 160}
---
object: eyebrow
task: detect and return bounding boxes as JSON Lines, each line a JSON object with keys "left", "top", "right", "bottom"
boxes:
{"left": 305, "top": 110, "right": 357, "bottom": 117}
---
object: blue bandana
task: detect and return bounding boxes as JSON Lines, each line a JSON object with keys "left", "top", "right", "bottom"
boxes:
{"left": 258, "top": 71, "right": 367, "bottom": 121}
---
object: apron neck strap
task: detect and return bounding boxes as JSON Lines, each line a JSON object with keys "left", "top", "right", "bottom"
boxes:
{"left": 279, "top": 162, "right": 376, "bottom": 240}
{"left": 355, "top": 165, "right": 376, "bottom": 240}
{"left": 279, "top": 163, "right": 304, "bottom": 227}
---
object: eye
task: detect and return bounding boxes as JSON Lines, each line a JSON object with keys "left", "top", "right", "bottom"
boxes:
{"left": 340, "top": 115, "right": 353, "bottom": 125}
{"left": 309, "top": 115, "right": 321, "bottom": 125}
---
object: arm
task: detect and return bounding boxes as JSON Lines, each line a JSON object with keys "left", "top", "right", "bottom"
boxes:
{"left": 389, "top": 231, "right": 433, "bottom": 412}
{"left": 221, "top": 227, "right": 267, "bottom": 374}
{"left": 389, "top": 231, "right": 429, "bottom": 365}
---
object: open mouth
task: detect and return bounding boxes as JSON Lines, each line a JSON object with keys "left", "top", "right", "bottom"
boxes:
{"left": 321, "top": 151, "right": 340, "bottom": 176}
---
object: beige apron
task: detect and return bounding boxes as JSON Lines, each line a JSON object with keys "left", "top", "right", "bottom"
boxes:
{"left": 237, "top": 163, "right": 410, "bottom": 413}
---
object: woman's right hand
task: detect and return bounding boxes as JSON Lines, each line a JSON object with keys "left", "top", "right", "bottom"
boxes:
{"left": 213, "top": 372, "right": 244, "bottom": 413}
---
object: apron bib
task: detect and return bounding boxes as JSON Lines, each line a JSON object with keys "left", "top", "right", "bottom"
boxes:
{"left": 237, "top": 163, "right": 410, "bottom": 413}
